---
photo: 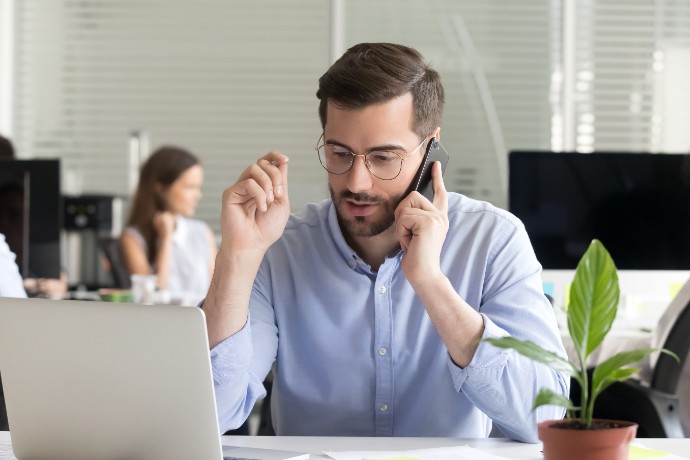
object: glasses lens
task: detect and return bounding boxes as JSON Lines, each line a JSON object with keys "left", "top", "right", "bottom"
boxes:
{"left": 317, "top": 144, "right": 353, "bottom": 175}
{"left": 315, "top": 141, "right": 404, "bottom": 180}
{"left": 366, "top": 151, "right": 403, "bottom": 180}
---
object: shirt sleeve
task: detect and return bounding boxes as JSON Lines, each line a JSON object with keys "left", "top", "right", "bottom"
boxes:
{"left": 0, "top": 234, "right": 28, "bottom": 298}
{"left": 446, "top": 220, "right": 570, "bottom": 443}
{"left": 210, "top": 318, "right": 267, "bottom": 433}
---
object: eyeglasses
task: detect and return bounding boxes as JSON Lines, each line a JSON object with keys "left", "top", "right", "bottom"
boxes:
{"left": 315, "top": 134, "right": 427, "bottom": 180}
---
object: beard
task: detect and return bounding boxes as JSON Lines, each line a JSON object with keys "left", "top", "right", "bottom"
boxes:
{"left": 330, "top": 185, "right": 405, "bottom": 238}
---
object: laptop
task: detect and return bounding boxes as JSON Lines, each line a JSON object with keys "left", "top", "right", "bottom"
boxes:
{"left": 0, "top": 298, "right": 308, "bottom": 460}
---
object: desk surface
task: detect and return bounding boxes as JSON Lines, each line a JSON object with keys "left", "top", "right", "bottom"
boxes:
{"left": 1, "top": 431, "right": 689, "bottom": 459}
{"left": 219, "top": 435, "right": 690, "bottom": 459}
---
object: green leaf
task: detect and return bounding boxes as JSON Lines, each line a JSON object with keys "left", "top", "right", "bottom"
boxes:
{"left": 532, "top": 387, "right": 578, "bottom": 411}
{"left": 592, "top": 367, "right": 640, "bottom": 397}
{"left": 483, "top": 337, "right": 577, "bottom": 375}
{"left": 567, "top": 240, "right": 619, "bottom": 365}
{"left": 592, "top": 348, "right": 679, "bottom": 397}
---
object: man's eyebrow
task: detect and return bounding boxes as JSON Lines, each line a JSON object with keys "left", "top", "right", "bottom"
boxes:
{"left": 324, "top": 138, "right": 406, "bottom": 153}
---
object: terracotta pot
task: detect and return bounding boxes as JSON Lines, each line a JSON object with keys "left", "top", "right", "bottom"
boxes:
{"left": 538, "top": 419, "right": 638, "bottom": 460}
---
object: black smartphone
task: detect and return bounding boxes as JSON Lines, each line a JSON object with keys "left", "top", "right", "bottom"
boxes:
{"left": 406, "top": 138, "right": 449, "bottom": 201}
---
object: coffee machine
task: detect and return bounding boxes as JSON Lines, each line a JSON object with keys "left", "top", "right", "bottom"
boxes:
{"left": 63, "top": 194, "right": 124, "bottom": 289}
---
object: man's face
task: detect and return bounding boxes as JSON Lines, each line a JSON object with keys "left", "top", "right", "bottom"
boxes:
{"left": 324, "top": 93, "right": 427, "bottom": 239}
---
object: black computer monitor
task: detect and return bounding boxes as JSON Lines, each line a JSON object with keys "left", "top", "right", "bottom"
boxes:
{"left": 509, "top": 151, "right": 690, "bottom": 270}
{"left": 0, "top": 159, "right": 61, "bottom": 278}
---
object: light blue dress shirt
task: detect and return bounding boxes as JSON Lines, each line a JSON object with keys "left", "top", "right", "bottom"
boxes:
{"left": 210, "top": 193, "right": 569, "bottom": 442}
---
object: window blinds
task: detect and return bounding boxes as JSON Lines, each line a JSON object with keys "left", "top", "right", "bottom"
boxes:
{"left": 11, "top": 0, "right": 690, "bottom": 232}
{"left": 14, "top": 0, "right": 330, "bottom": 233}
{"left": 570, "top": 0, "right": 690, "bottom": 153}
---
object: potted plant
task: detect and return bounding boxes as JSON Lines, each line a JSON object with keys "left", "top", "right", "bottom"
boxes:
{"left": 485, "top": 239, "right": 678, "bottom": 460}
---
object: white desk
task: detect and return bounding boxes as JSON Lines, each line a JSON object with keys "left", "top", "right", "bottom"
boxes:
{"left": 0, "top": 431, "right": 689, "bottom": 459}
{"left": 222, "top": 435, "right": 690, "bottom": 459}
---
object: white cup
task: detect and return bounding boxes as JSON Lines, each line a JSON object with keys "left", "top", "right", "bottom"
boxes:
{"left": 130, "top": 274, "right": 157, "bottom": 304}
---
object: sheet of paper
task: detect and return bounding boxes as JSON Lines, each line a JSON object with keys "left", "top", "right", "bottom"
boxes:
{"left": 631, "top": 444, "right": 690, "bottom": 460}
{"left": 325, "top": 445, "right": 512, "bottom": 460}
{"left": 0, "top": 440, "right": 15, "bottom": 460}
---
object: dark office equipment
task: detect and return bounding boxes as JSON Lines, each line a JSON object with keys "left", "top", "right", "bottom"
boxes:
{"left": 509, "top": 151, "right": 690, "bottom": 270}
{"left": 63, "top": 194, "right": 123, "bottom": 289}
{"left": 64, "top": 194, "right": 119, "bottom": 231}
{"left": 98, "top": 237, "right": 130, "bottom": 289}
{"left": 0, "top": 159, "right": 61, "bottom": 279}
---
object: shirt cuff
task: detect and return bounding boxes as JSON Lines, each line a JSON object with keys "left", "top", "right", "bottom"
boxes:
{"left": 210, "top": 319, "right": 253, "bottom": 385}
{"left": 448, "top": 313, "right": 511, "bottom": 390}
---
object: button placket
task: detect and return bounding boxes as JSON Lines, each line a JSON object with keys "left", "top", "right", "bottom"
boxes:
{"left": 373, "top": 265, "right": 394, "bottom": 435}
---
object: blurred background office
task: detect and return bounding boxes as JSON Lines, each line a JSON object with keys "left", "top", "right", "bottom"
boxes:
{"left": 1, "top": 0, "right": 690, "bottom": 437}
{"left": 1, "top": 0, "right": 688, "bottom": 255}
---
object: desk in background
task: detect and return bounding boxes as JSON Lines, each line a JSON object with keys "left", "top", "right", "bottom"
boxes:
{"left": 543, "top": 269, "right": 690, "bottom": 330}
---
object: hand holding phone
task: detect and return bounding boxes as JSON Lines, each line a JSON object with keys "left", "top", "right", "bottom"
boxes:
{"left": 406, "top": 138, "right": 449, "bottom": 201}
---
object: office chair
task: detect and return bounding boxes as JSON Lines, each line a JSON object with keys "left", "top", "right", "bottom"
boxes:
{"left": 570, "top": 287, "right": 690, "bottom": 437}
{"left": 98, "top": 237, "right": 131, "bottom": 289}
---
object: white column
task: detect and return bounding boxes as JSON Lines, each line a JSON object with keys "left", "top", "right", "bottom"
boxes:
{"left": 330, "top": 0, "right": 345, "bottom": 64}
{"left": 0, "top": 0, "right": 15, "bottom": 136}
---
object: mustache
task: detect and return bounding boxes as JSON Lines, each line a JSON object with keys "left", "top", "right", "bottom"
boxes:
{"left": 338, "top": 190, "right": 384, "bottom": 203}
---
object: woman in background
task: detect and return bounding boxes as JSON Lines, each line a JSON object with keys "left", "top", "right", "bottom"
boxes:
{"left": 121, "top": 146, "right": 216, "bottom": 304}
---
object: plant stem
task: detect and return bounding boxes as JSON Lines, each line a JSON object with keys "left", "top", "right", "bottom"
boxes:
{"left": 578, "top": 350, "right": 592, "bottom": 427}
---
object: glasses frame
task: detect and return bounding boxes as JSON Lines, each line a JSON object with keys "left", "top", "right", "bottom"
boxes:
{"left": 315, "top": 133, "right": 428, "bottom": 180}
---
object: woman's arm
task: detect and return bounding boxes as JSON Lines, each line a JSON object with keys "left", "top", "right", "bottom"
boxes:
{"left": 152, "top": 212, "right": 176, "bottom": 290}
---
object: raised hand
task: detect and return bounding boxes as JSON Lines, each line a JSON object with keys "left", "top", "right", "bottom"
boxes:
{"left": 153, "top": 211, "right": 176, "bottom": 240}
{"left": 219, "top": 151, "right": 290, "bottom": 255}
{"left": 394, "top": 161, "right": 449, "bottom": 286}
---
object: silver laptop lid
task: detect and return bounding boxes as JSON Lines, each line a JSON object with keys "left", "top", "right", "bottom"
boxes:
{"left": 0, "top": 297, "right": 223, "bottom": 460}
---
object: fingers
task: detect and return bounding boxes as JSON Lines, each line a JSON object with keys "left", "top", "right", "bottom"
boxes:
{"left": 257, "top": 151, "right": 288, "bottom": 199}
{"left": 226, "top": 152, "right": 289, "bottom": 212}
{"left": 153, "top": 211, "right": 175, "bottom": 234}
{"left": 395, "top": 161, "right": 447, "bottom": 219}
{"left": 430, "top": 161, "right": 448, "bottom": 213}
{"left": 394, "top": 162, "right": 449, "bottom": 253}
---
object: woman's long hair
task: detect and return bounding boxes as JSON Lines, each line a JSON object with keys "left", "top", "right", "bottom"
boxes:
{"left": 126, "top": 146, "right": 200, "bottom": 264}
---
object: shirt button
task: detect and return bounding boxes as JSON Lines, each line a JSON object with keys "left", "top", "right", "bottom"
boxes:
{"left": 378, "top": 285, "right": 387, "bottom": 294}
{"left": 380, "top": 404, "right": 388, "bottom": 412}
{"left": 378, "top": 347, "right": 387, "bottom": 356}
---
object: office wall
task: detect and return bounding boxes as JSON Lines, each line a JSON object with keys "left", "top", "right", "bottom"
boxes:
{"left": 12, "top": 0, "right": 330, "bottom": 234}
{"left": 6, "top": 0, "right": 690, "bottom": 235}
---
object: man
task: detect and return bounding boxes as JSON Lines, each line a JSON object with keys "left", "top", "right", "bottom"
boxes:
{"left": 202, "top": 43, "right": 568, "bottom": 442}
{"left": 0, "top": 134, "right": 68, "bottom": 299}
{"left": 0, "top": 232, "right": 27, "bottom": 298}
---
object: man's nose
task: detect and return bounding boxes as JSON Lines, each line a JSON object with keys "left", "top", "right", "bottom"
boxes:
{"left": 345, "top": 154, "right": 373, "bottom": 192}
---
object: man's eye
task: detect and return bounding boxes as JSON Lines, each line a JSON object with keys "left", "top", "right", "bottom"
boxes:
{"left": 369, "top": 151, "right": 398, "bottom": 163}
{"left": 328, "top": 146, "right": 352, "bottom": 159}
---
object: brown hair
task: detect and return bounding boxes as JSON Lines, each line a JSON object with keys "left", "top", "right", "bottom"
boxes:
{"left": 126, "top": 146, "right": 200, "bottom": 263}
{"left": 316, "top": 43, "right": 445, "bottom": 139}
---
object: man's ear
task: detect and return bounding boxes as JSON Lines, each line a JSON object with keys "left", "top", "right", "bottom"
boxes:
{"left": 432, "top": 127, "right": 441, "bottom": 141}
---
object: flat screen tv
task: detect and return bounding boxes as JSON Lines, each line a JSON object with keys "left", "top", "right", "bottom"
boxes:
{"left": 0, "top": 159, "right": 61, "bottom": 278}
{"left": 509, "top": 151, "right": 690, "bottom": 270}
